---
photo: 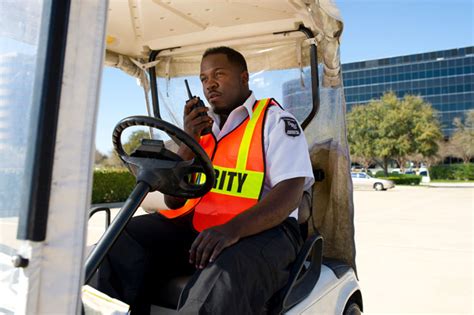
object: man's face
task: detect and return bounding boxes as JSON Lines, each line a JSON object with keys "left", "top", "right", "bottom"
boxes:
{"left": 199, "top": 53, "right": 249, "bottom": 115}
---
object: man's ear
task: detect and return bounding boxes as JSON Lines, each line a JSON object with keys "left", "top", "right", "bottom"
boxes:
{"left": 241, "top": 71, "right": 249, "bottom": 86}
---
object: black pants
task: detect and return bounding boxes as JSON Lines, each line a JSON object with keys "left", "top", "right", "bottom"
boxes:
{"left": 96, "top": 212, "right": 302, "bottom": 314}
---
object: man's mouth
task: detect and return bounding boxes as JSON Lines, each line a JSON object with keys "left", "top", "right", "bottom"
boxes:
{"left": 208, "top": 92, "right": 221, "bottom": 101}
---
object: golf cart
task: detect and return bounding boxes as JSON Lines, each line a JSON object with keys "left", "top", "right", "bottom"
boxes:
{"left": 0, "top": 0, "right": 361, "bottom": 314}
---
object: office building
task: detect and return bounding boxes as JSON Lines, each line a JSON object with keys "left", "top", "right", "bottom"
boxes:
{"left": 342, "top": 46, "right": 473, "bottom": 135}
{"left": 282, "top": 46, "right": 473, "bottom": 136}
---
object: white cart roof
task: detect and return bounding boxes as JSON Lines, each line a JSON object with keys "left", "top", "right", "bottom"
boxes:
{"left": 105, "top": 0, "right": 343, "bottom": 86}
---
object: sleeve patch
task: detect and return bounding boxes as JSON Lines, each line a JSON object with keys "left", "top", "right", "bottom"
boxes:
{"left": 281, "top": 117, "right": 301, "bottom": 137}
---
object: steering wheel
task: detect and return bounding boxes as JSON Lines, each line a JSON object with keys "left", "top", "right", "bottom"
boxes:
{"left": 112, "top": 116, "right": 215, "bottom": 199}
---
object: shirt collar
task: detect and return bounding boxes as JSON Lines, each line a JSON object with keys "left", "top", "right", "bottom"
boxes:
{"left": 242, "top": 91, "right": 256, "bottom": 119}
{"left": 208, "top": 91, "right": 256, "bottom": 123}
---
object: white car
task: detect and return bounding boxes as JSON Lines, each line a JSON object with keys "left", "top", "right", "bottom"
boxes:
{"left": 351, "top": 172, "right": 395, "bottom": 191}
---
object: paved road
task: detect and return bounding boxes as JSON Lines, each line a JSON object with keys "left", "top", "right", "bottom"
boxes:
{"left": 354, "top": 186, "right": 473, "bottom": 314}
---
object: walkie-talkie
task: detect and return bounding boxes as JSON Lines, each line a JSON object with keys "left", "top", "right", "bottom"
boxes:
{"left": 185, "top": 79, "right": 212, "bottom": 135}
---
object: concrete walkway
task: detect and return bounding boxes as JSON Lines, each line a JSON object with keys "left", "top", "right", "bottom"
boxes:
{"left": 354, "top": 186, "right": 473, "bottom": 314}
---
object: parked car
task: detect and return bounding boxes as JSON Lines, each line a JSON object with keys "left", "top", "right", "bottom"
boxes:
{"left": 351, "top": 172, "right": 395, "bottom": 191}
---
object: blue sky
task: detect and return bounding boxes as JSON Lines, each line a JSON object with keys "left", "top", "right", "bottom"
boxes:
{"left": 96, "top": 0, "right": 473, "bottom": 154}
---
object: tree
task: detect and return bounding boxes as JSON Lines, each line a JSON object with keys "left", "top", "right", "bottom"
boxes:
{"left": 94, "top": 149, "right": 108, "bottom": 166}
{"left": 347, "top": 104, "right": 378, "bottom": 171}
{"left": 450, "top": 110, "right": 474, "bottom": 163}
{"left": 407, "top": 139, "right": 450, "bottom": 168}
{"left": 347, "top": 91, "right": 443, "bottom": 175}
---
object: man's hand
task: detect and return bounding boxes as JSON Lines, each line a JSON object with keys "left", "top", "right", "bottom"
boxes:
{"left": 176, "top": 98, "right": 213, "bottom": 161}
{"left": 183, "top": 98, "right": 213, "bottom": 141}
{"left": 189, "top": 224, "right": 240, "bottom": 269}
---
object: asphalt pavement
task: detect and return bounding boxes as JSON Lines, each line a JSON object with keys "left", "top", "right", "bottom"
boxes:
{"left": 354, "top": 185, "right": 473, "bottom": 314}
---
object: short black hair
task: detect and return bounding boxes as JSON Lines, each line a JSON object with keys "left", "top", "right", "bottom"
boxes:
{"left": 202, "top": 46, "right": 248, "bottom": 72}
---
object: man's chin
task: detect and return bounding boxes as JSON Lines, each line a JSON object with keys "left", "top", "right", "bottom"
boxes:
{"left": 209, "top": 100, "right": 226, "bottom": 114}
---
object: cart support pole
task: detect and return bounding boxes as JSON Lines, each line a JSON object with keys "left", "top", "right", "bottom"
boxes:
{"left": 148, "top": 50, "right": 161, "bottom": 119}
{"left": 298, "top": 25, "right": 320, "bottom": 130}
{"left": 84, "top": 181, "right": 150, "bottom": 283}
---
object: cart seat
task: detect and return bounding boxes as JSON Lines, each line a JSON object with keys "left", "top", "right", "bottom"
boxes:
{"left": 151, "top": 229, "right": 323, "bottom": 313}
{"left": 153, "top": 275, "right": 191, "bottom": 309}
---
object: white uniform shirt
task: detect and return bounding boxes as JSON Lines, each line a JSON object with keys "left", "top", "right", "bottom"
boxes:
{"left": 208, "top": 92, "right": 314, "bottom": 219}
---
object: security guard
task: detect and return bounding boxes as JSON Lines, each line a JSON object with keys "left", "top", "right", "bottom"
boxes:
{"left": 97, "top": 47, "right": 314, "bottom": 314}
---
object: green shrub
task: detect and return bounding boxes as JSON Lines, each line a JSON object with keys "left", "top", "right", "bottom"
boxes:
{"left": 375, "top": 171, "right": 402, "bottom": 178}
{"left": 389, "top": 172, "right": 403, "bottom": 177}
{"left": 378, "top": 174, "right": 422, "bottom": 185}
{"left": 92, "top": 169, "right": 136, "bottom": 204}
{"left": 430, "top": 164, "right": 474, "bottom": 180}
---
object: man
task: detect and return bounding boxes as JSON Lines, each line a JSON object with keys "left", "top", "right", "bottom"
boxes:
{"left": 97, "top": 46, "right": 314, "bottom": 314}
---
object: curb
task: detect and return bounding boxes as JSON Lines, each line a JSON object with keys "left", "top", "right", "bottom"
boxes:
{"left": 422, "top": 183, "right": 474, "bottom": 188}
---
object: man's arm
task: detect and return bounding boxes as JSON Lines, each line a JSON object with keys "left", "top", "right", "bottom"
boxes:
{"left": 189, "top": 176, "right": 305, "bottom": 269}
{"left": 164, "top": 98, "right": 213, "bottom": 209}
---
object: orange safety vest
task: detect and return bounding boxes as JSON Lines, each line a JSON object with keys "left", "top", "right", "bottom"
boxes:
{"left": 159, "top": 98, "right": 274, "bottom": 231}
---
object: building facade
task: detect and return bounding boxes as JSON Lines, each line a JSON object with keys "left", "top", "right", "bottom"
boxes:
{"left": 342, "top": 46, "right": 474, "bottom": 135}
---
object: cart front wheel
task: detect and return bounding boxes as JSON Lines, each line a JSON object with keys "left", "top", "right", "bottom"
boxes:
{"left": 344, "top": 302, "right": 362, "bottom": 315}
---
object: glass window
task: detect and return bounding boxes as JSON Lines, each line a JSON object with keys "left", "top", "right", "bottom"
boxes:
{"left": 0, "top": 1, "right": 55, "bottom": 312}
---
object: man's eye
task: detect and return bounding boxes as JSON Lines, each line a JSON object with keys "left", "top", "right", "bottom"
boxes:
{"left": 200, "top": 77, "right": 207, "bottom": 82}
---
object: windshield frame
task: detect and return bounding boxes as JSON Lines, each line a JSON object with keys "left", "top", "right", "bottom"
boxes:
{"left": 16, "top": 0, "right": 71, "bottom": 241}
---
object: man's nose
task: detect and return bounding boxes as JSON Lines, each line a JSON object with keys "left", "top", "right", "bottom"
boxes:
{"left": 206, "top": 78, "right": 218, "bottom": 90}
